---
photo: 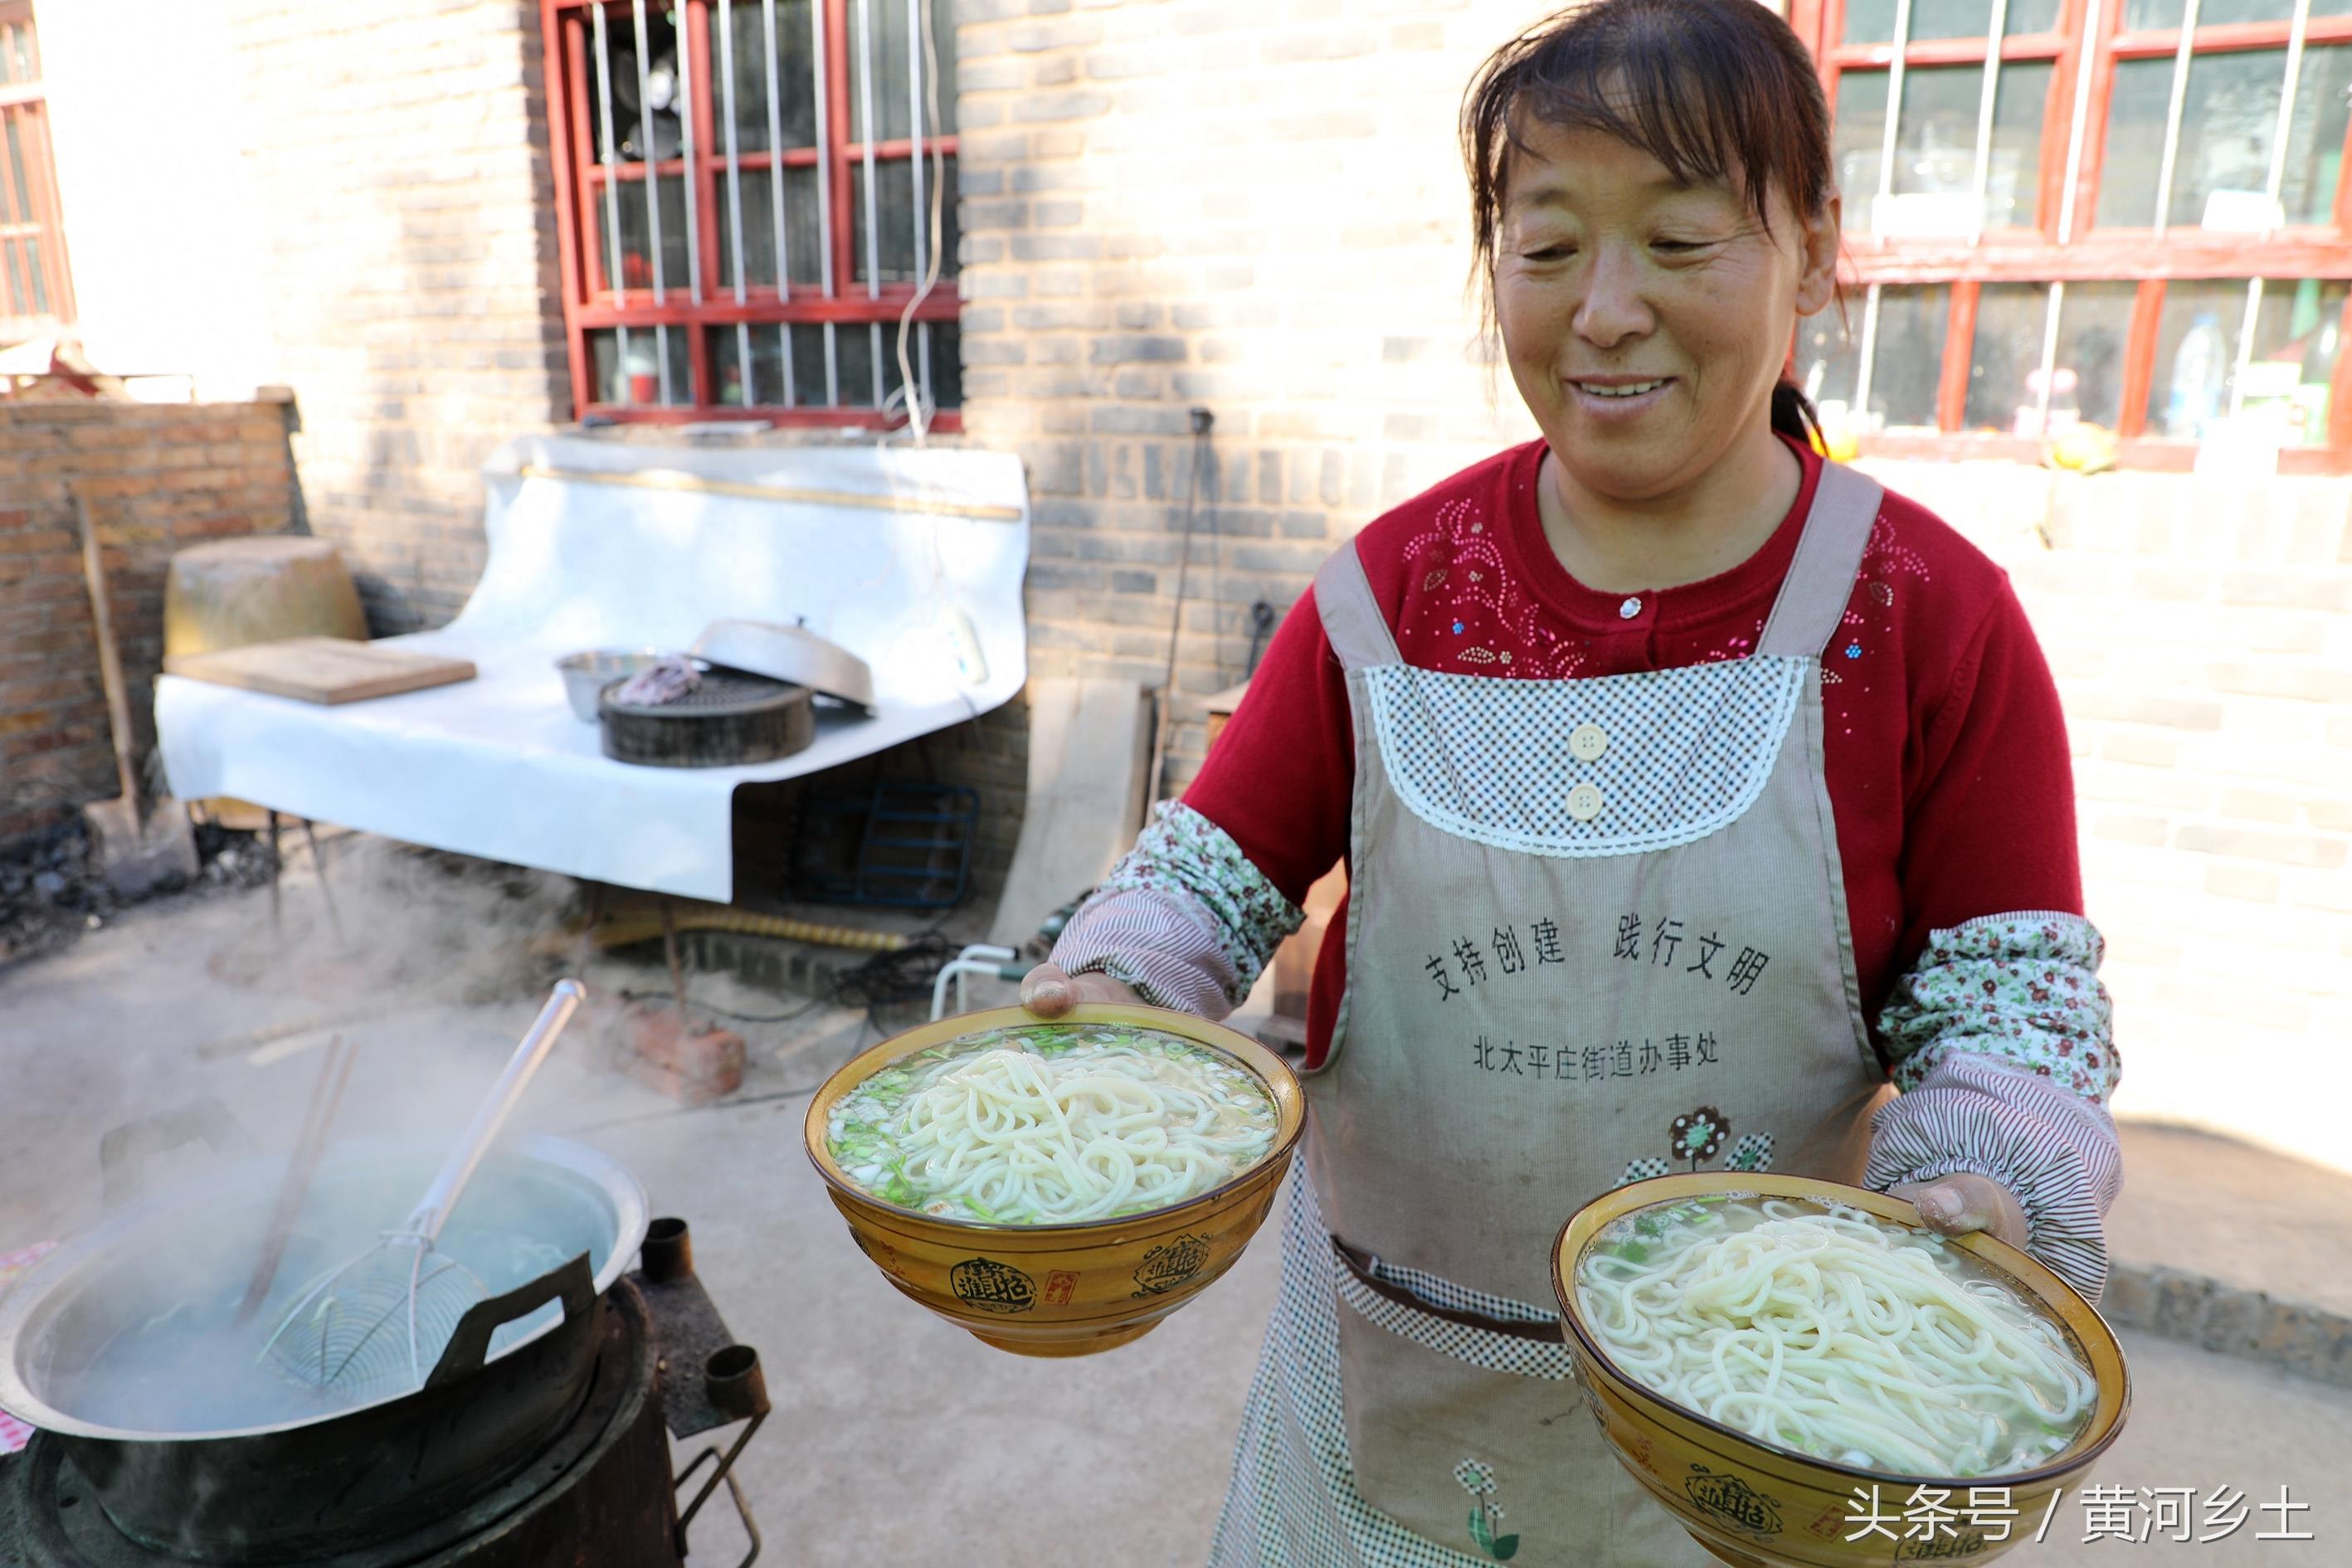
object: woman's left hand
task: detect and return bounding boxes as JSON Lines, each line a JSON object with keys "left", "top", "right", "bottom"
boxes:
{"left": 1888, "top": 1172, "right": 2030, "bottom": 1251}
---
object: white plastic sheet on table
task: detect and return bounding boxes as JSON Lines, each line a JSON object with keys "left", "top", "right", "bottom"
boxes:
{"left": 156, "top": 436, "right": 1030, "bottom": 902}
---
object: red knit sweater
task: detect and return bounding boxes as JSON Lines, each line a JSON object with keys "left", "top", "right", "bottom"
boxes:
{"left": 1184, "top": 437, "right": 2085, "bottom": 1071}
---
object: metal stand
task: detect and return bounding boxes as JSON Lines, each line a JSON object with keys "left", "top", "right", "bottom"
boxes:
{"left": 264, "top": 811, "right": 343, "bottom": 944}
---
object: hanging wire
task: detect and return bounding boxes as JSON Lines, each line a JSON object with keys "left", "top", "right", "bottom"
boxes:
{"left": 881, "top": 0, "right": 951, "bottom": 443}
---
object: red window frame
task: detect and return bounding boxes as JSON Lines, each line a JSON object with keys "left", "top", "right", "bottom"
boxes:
{"left": 0, "top": 0, "right": 75, "bottom": 343}
{"left": 539, "top": 0, "right": 961, "bottom": 429}
{"left": 1787, "top": 0, "right": 2352, "bottom": 472}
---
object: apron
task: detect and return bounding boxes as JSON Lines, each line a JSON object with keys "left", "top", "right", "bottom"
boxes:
{"left": 1210, "top": 461, "right": 1897, "bottom": 1568}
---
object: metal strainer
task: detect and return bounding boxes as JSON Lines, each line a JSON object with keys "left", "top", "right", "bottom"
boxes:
{"left": 256, "top": 980, "right": 587, "bottom": 1402}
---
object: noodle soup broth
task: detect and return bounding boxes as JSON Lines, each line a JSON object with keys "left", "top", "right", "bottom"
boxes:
{"left": 1574, "top": 1194, "right": 2098, "bottom": 1480}
{"left": 825, "top": 1020, "right": 1282, "bottom": 1227}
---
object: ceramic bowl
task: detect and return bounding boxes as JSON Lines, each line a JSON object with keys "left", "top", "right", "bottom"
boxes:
{"left": 1551, "top": 1173, "right": 2130, "bottom": 1568}
{"left": 806, "top": 1003, "right": 1305, "bottom": 1356}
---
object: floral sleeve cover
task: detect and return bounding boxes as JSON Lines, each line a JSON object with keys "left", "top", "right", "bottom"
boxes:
{"left": 1864, "top": 912, "right": 2124, "bottom": 1303}
{"left": 1048, "top": 801, "right": 1306, "bottom": 1016}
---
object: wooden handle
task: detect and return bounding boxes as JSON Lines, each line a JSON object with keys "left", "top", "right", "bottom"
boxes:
{"left": 73, "top": 489, "right": 142, "bottom": 816}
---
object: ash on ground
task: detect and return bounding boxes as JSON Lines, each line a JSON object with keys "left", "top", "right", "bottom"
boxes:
{"left": 0, "top": 816, "right": 276, "bottom": 967}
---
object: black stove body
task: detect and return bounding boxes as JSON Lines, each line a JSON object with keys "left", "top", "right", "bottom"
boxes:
{"left": 0, "top": 1220, "right": 763, "bottom": 1568}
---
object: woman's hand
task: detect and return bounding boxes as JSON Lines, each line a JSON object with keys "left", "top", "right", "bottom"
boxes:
{"left": 1018, "top": 962, "right": 1144, "bottom": 1018}
{"left": 1888, "top": 1173, "right": 2030, "bottom": 1251}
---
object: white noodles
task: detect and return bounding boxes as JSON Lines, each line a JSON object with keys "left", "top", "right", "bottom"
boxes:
{"left": 826, "top": 1025, "right": 1278, "bottom": 1225}
{"left": 1576, "top": 1197, "right": 2097, "bottom": 1477}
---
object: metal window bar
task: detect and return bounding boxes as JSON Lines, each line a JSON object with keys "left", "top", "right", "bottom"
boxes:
{"left": 1853, "top": 283, "right": 1886, "bottom": 424}
{"left": 2228, "top": 278, "right": 2266, "bottom": 421}
{"left": 813, "top": 0, "right": 839, "bottom": 404}
{"left": 760, "top": 0, "right": 796, "bottom": 405}
{"left": 908, "top": 0, "right": 927, "bottom": 292}
{"left": 1969, "top": 0, "right": 2011, "bottom": 241}
{"left": 1870, "top": 0, "right": 1915, "bottom": 238}
{"left": 856, "top": 0, "right": 880, "bottom": 299}
{"left": 590, "top": 4, "right": 636, "bottom": 402}
{"left": 720, "top": 0, "right": 752, "bottom": 405}
{"left": 681, "top": 19, "right": 704, "bottom": 311}
{"left": 2056, "top": 0, "right": 2104, "bottom": 243}
{"left": 2035, "top": 0, "right": 2109, "bottom": 431}
{"left": 2033, "top": 281, "right": 2066, "bottom": 435}
{"left": 2227, "top": 0, "right": 2315, "bottom": 421}
{"left": 631, "top": 0, "right": 673, "bottom": 403}
{"left": 870, "top": 321, "right": 886, "bottom": 406}
{"left": 2264, "top": 0, "right": 2315, "bottom": 224}
{"left": 2150, "top": 0, "right": 2203, "bottom": 231}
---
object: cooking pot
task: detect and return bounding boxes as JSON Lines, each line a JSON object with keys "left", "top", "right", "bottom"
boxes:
{"left": 0, "top": 1131, "right": 647, "bottom": 1563}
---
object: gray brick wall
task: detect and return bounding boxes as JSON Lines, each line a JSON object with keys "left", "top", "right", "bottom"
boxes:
{"left": 952, "top": 0, "right": 1546, "bottom": 786}
{"left": 225, "top": 0, "right": 572, "bottom": 634}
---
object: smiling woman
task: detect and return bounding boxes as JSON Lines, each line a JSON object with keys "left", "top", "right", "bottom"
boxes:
{"left": 1026, "top": 3, "right": 2126, "bottom": 1566}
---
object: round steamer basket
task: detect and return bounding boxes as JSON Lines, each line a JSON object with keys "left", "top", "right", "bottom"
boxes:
{"left": 1551, "top": 1173, "right": 2131, "bottom": 1568}
{"left": 597, "top": 670, "right": 814, "bottom": 767}
{"left": 805, "top": 1004, "right": 1305, "bottom": 1356}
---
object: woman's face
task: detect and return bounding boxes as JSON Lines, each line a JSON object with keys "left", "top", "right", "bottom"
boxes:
{"left": 1493, "top": 119, "right": 1840, "bottom": 506}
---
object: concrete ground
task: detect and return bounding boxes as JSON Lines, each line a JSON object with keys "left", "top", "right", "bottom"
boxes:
{"left": 0, "top": 845, "right": 2346, "bottom": 1566}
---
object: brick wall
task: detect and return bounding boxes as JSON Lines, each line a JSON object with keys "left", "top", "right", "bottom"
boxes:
{"left": 224, "top": 0, "right": 572, "bottom": 633}
{"left": 0, "top": 401, "right": 296, "bottom": 843}
{"left": 952, "top": 0, "right": 1548, "bottom": 787}
{"left": 1862, "top": 459, "right": 2352, "bottom": 1172}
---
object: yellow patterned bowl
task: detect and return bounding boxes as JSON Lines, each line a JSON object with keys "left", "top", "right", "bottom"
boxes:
{"left": 805, "top": 1003, "right": 1305, "bottom": 1357}
{"left": 1551, "top": 1174, "right": 2130, "bottom": 1568}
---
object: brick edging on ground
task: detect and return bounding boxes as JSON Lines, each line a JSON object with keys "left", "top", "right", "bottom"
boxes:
{"left": 2101, "top": 1262, "right": 2352, "bottom": 1387}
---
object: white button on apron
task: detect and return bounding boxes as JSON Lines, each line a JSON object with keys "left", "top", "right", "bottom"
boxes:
{"left": 1566, "top": 782, "right": 1605, "bottom": 821}
{"left": 1618, "top": 595, "right": 1643, "bottom": 620}
{"left": 1569, "top": 723, "right": 1608, "bottom": 762}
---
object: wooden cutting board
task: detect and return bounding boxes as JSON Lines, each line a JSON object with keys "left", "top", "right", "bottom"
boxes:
{"left": 164, "top": 637, "right": 476, "bottom": 704}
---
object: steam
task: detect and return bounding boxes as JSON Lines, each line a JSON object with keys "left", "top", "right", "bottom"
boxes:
{"left": 0, "top": 833, "right": 846, "bottom": 1439}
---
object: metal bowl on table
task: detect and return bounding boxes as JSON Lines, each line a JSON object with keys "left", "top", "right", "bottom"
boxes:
{"left": 1551, "top": 1173, "right": 2130, "bottom": 1568}
{"left": 805, "top": 1003, "right": 1306, "bottom": 1357}
{"left": 555, "top": 648, "right": 681, "bottom": 722}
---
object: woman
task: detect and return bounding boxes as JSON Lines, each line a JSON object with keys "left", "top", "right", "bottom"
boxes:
{"left": 1025, "top": 2, "right": 2121, "bottom": 1563}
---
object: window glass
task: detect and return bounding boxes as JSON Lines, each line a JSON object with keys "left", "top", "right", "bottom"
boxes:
{"left": 1844, "top": 0, "right": 2061, "bottom": 43}
{"left": 711, "top": 0, "right": 818, "bottom": 153}
{"left": 587, "top": 324, "right": 694, "bottom": 407}
{"left": 853, "top": 153, "right": 962, "bottom": 285}
{"left": 591, "top": 4, "right": 687, "bottom": 165}
{"left": 1867, "top": 285, "right": 1952, "bottom": 431}
{"left": 2281, "top": 44, "right": 2352, "bottom": 226}
{"left": 2241, "top": 278, "right": 2346, "bottom": 446}
{"left": 2121, "top": 0, "right": 2352, "bottom": 22}
{"left": 2168, "top": 49, "right": 2292, "bottom": 229}
{"left": 1796, "top": 304, "right": 1861, "bottom": 429}
{"left": 1965, "top": 282, "right": 2138, "bottom": 434}
{"left": 2096, "top": 56, "right": 2174, "bottom": 229}
{"left": 2147, "top": 280, "right": 2250, "bottom": 440}
{"left": 1832, "top": 70, "right": 1890, "bottom": 217}
{"left": 715, "top": 163, "right": 825, "bottom": 291}
{"left": 1965, "top": 284, "right": 2051, "bottom": 434}
{"left": 597, "top": 173, "right": 691, "bottom": 297}
{"left": 1837, "top": 64, "right": 2048, "bottom": 232}
{"left": 851, "top": 0, "right": 957, "bottom": 144}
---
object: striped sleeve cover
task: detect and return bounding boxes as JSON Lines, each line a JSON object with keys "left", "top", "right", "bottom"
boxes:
{"left": 1048, "top": 801, "right": 1306, "bottom": 1019}
{"left": 1863, "top": 912, "right": 2124, "bottom": 1303}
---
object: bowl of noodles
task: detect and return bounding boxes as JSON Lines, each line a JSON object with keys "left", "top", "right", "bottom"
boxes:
{"left": 804, "top": 1003, "right": 1306, "bottom": 1357}
{"left": 1551, "top": 1174, "right": 2130, "bottom": 1568}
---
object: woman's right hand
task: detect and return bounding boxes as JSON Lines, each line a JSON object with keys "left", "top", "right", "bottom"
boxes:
{"left": 1018, "top": 962, "right": 1144, "bottom": 1018}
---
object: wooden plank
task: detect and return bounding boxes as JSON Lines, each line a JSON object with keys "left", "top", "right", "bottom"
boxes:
{"left": 988, "top": 677, "right": 1152, "bottom": 949}
{"left": 164, "top": 638, "right": 476, "bottom": 705}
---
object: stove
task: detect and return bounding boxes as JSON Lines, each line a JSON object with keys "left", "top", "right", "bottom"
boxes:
{"left": 0, "top": 1221, "right": 764, "bottom": 1568}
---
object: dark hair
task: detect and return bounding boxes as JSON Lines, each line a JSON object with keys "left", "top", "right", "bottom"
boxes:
{"left": 1463, "top": 0, "right": 1838, "bottom": 447}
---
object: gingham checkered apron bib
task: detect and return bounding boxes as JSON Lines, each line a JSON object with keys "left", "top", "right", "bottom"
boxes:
{"left": 1209, "top": 463, "right": 1897, "bottom": 1568}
